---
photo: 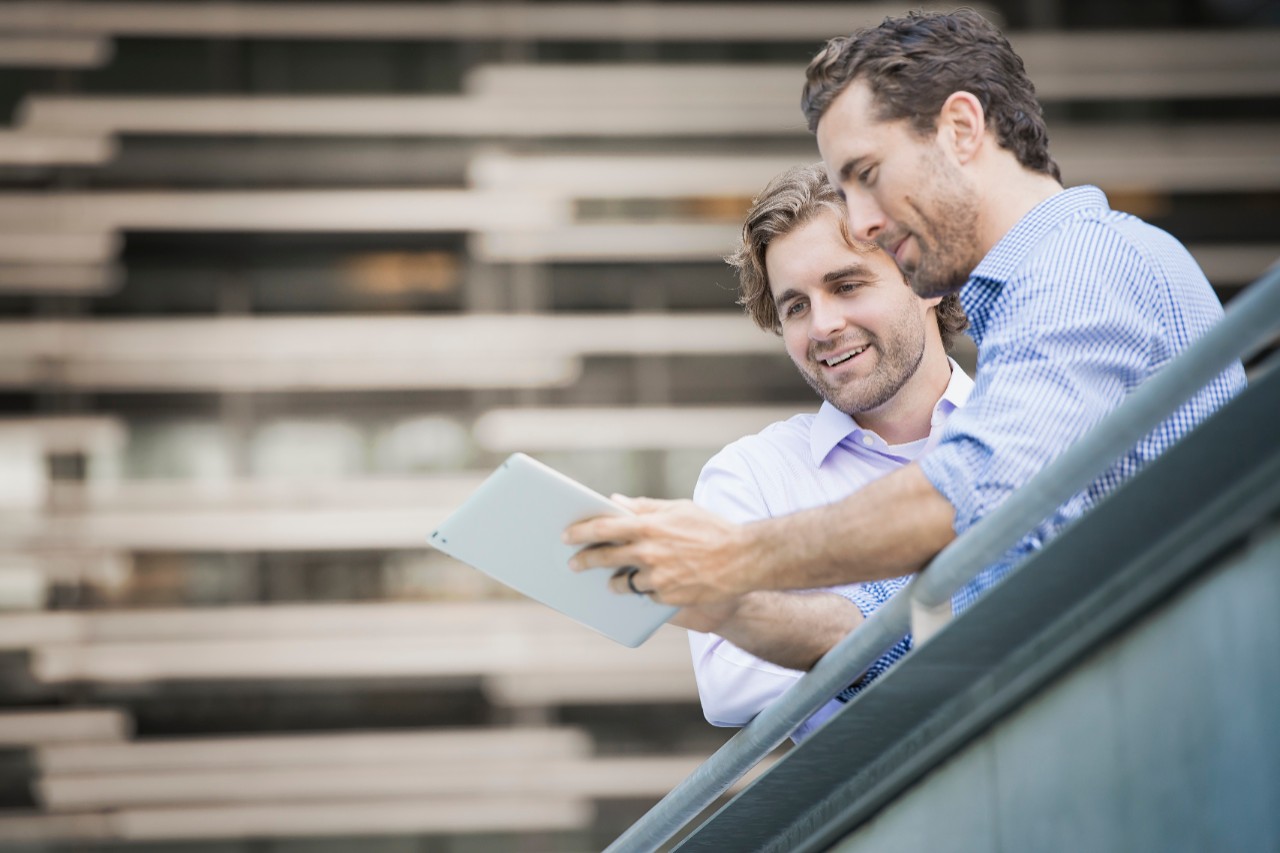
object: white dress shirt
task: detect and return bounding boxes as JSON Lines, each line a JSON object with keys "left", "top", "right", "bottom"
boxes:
{"left": 689, "top": 361, "right": 973, "bottom": 741}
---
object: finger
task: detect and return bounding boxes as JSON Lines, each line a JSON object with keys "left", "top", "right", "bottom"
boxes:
{"left": 607, "top": 568, "right": 636, "bottom": 595}
{"left": 609, "top": 494, "right": 676, "bottom": 514}
{"left": 562, "top": 514, "right": 641, "bottom": 546}
{"left": 568, "top": 543, "right": 640, "bottom": 572}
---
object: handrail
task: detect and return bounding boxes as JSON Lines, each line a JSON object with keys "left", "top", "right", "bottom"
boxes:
{"left": 605, "top": 264, "right": 1280, "bottom": 853}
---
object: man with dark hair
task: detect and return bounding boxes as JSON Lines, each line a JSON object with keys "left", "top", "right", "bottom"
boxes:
{"left": 679, "top": 163, "right": 969, "bottom": 740}
{"left": 801, "top": 10, "right": 1060, "bottom": 182}
{"left": 567, "top": 12, "right": 1243, "bottom": 636}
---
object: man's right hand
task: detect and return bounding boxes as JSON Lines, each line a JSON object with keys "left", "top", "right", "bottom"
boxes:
{"left": 565, "top": 495, "right": 764, "bottom": 606}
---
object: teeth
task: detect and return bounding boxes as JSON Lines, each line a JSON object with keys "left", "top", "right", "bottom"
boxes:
{"left": 823, "top": 346, "right": 866, "bottom": 367}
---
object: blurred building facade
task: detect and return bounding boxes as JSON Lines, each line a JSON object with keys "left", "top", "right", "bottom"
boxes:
{"left": 0, "top": 1, "right": 1276, "bottom": 850}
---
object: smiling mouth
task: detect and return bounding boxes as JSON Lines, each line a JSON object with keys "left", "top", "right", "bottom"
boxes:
{"left": 821, "top": 345, "right": 868, "bottom": 367}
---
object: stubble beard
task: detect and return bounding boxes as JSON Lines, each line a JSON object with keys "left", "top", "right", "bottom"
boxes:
{"left": 800, "top": 310, "right": 928, "bottom": 418}
{"left": 899, "top": 153, "right": 983, "bottom": 299}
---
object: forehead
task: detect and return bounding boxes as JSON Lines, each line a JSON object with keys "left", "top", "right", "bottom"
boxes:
{"left": 824, "top": 79, "right": 880, "bottom": 125}
{"left": 765, "top": 212, "right": 898, "bottom": 288}
{"left": 815, "top": 80, "right": 917, "bottom": 174}
{"left": 815, "top": 80, "right": 881, "bottom": 148}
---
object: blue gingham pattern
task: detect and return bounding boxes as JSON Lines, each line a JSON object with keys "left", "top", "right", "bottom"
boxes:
{"left": 832, "top": 576, "right": 913, "bottom": 701}
{"left": 917, "top": 185, "right": 1246, "bottom": 615}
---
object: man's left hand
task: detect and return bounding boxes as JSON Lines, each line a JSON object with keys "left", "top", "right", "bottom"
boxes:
{"left": 665, "top": 599, "right": 741, "bottom": 633}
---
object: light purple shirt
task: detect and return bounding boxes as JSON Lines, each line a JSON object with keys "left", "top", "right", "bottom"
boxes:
{"left": 689, "top": 362, "right": 973, "bottom": 741}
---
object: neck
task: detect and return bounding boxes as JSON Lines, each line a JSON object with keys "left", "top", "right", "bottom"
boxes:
{"left": 852, "top": 343, "right": 952, "bottom": 445}
{"left": 975, "top": 160, "right": 1063, "bottom": 258}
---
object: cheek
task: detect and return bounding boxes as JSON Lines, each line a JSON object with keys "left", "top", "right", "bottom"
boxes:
{"left": 866, "top": 299, "right": 917, "bottom": 337}
{"left": 781, "top": 326, "right": 810, "bottom": 363}
{"left": 879, "top": 166, "right": 919, "bottom": 216}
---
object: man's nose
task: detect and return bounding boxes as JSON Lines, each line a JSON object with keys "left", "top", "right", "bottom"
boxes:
{"left": 809, "top": 295, "right": 846, "bottom": 340}
{"left": 844, "top": 193, "right": 886, "bottom": 243}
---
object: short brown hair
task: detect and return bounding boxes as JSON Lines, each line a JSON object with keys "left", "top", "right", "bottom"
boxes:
{"left": 725, "top": 163, "right": 967, "bottom": 348}
{"left": 801, "top": 9, "right": 1061, "bottom": 182}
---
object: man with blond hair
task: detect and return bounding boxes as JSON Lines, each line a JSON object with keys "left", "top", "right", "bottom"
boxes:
{"left": 673, "top": 163, "right": 968, "bottom": 740}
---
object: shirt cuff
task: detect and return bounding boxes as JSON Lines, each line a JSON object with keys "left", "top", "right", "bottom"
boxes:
{"left": 826, "top": 584, "right": 882, "bottom": 619}
{"left": 918, "top": 446, "right": 980, "bottom": 535}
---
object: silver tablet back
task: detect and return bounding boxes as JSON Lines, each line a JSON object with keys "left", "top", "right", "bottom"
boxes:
{"left": 430, "top": 453, "right": 678, "bottom": 647}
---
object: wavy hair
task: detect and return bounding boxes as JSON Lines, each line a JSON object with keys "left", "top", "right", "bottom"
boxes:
{"left": 801, "top": 9, "right": 1060, "bottom": 181}
{"left": 725, "top": 163, "right": 968, "bottom": 348}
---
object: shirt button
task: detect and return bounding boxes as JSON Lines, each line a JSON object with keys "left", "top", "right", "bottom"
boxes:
{"left": 861, "top": 435, "right": 875, "bottom": 447}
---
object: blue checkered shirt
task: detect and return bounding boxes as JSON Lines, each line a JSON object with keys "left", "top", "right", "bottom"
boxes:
{"left": 916, "top": 185, "right": 1246, "bottom": 616}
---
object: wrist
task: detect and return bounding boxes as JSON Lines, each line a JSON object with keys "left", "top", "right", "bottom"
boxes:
{"left": 732, "top": 518, "right": 778, "bottom": 594}
{"left": 671, "top": 596, "right": 742, "bottom": 634}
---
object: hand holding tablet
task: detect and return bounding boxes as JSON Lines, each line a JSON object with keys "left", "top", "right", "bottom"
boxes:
{"left": 429, "top": 453, "right": 678, "bottom": 647}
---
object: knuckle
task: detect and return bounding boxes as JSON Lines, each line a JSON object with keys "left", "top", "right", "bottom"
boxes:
{"left": 633, "top": 542, "right": 658, "bottom": 567}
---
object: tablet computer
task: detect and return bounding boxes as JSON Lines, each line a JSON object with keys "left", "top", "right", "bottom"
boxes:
{"left": 429, "top": 452, "right": 678, "bottom": 647}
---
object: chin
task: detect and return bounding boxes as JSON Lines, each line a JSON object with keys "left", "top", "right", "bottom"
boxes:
{"left": 909, "top": 278, "right": 963, "bottom": 299}
{"left": 909, "top": 261, "right": 970, "bottom": 298}
{"left": 902, "top": 264, "right": 963, "bottom": 300}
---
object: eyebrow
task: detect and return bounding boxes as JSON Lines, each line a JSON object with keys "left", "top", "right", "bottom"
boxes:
{"left": 773, "top": 287, "right": 802, "bottom": 310}
{"left": 822, "top": 263, "right": 873, "bottom": 283}
{"left": 773, "top": 263, "right": 874, "bottom": 310}
{"left": 837, "top": 156, "right": 866, "bottom": 183}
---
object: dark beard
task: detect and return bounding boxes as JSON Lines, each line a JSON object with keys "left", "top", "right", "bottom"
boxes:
{"left": 904, "top": 154, "right": 982, "bottom": 299}
{"left": 909, "top": 235, "right": 974, "bottom": 298}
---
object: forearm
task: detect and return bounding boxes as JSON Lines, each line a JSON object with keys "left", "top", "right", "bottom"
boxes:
{"left": 567, "top": 462, "right": 958, "bottom": 607}
{"left": 709, "top": 590, "right": 865, "bottom": 671}
{"left": 744, "top": 462, "right": 956, "bottom": 592}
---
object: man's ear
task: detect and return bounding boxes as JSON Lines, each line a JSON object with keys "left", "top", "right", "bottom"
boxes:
{"left": 938, "top": 91, "right": 985, "bottom": 165}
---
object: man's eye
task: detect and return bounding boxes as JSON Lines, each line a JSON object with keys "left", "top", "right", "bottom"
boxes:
{"left": 785, "top": 301, "right": 806, "bottom": 317}
{"left": 858, "top": 166, "right": 876, "bottom": 185}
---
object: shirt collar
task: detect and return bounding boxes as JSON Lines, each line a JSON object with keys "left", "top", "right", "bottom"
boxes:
{"left": 962, "top": 185, "right": 1110, "bottom": 344}
{"left": 809, "top": 357, "right": 973, "bottom": 466}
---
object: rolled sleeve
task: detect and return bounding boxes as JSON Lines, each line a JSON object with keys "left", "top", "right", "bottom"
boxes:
{"left": 827, "top": 579, "right": 904, "bottom": 619}
{"left": 919, "top": 222, "right": 1159, "bottom": 538}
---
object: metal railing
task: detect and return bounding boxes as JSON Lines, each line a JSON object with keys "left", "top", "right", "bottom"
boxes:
{"left": 606, "top": 264, "right": 1280, "bottom": 853}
